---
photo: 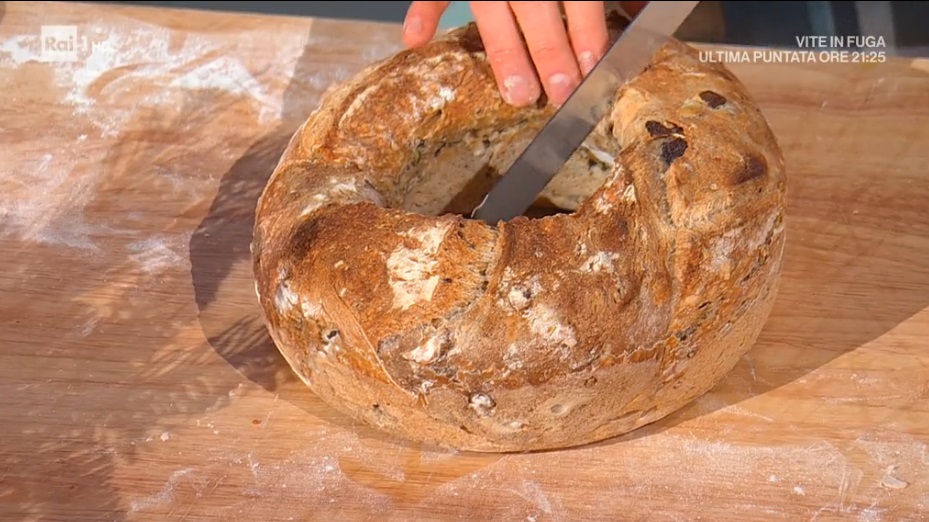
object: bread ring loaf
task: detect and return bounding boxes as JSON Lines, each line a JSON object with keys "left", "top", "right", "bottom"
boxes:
{"left": 251, "top": 16, "right": 787, "bottom": 453}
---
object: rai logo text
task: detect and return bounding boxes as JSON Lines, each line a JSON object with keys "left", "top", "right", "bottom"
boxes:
{"left": 40, "top": 25, "right": 93, "bottom": 63}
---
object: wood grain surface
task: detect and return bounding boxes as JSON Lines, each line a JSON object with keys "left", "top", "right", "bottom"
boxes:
{"left": 1, "top": 2, "right": 928, "bottom": 521}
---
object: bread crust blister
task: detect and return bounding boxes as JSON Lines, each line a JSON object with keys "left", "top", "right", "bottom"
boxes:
{"left": 251, "top": 16, "right": 787, "bottom": 453}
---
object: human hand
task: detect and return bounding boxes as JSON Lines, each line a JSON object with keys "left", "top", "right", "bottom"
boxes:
{"left": 402, "top": 2, "right": 648, "bottom": 107}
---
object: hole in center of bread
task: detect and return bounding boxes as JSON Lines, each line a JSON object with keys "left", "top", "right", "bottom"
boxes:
{"left": 397, "top": 118, "right": 619, "bottom": 221}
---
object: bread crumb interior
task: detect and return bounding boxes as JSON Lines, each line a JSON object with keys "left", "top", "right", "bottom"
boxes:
{"left": 397, "top": 114, "right": 621, "bottom": 220}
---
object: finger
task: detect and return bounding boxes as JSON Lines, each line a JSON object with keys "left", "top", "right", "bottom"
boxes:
{"left": 470, "top": 1, "right": 541, "bottom": 107}
{"left": 509, "top": 1, "right": 582, "bottom": 105}
{"left": 403, "top": 1, "right": 452, "bottom": 47}
{"left": 563, "top": 1, "right": 609, "bottom": 75}
{"left": 618, "top": 1, "right": 648, "bottom": 18}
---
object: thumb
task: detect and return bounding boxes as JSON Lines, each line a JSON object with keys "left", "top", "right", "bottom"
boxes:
{"left": 403, "top": 1, "right": 452, "bottom": 47}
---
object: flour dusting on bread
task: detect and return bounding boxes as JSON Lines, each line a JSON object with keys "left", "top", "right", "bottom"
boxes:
{"left": 386, "top": 223, "right": 451, "bottom": 310}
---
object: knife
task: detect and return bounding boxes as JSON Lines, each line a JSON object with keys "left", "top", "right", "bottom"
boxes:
{"left": 470, "top": 1, "right": 700, "bottom": 224}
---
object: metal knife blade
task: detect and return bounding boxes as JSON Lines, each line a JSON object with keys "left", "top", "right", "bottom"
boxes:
{"left": 470, "top": 1, "right": 700, "bottom": 224}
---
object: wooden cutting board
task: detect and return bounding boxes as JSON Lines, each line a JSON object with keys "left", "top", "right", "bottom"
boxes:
{"left": 1, "top": 2, "right": 927, "bottom": 521}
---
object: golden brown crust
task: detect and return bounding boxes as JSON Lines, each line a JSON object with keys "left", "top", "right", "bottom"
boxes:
{"left": 251, "top": 18, "right": 787, "bottom": 453}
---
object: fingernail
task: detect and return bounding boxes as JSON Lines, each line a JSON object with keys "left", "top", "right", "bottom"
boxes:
{"left": 403, "top": 18, "right": 423, "bottom": 35}
{"left": 547, "top": 73, "right": 577, "bottom": 105}
{"left": 503, "top": 75, "right": 538, "bottom": 106}
{"left": 579, "top": 51, "right": 598, "bottom": 76}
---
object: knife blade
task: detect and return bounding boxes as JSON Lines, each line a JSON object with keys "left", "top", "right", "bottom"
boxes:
{"left": 470, "top": 1, "right": 700, "bottom": 224}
